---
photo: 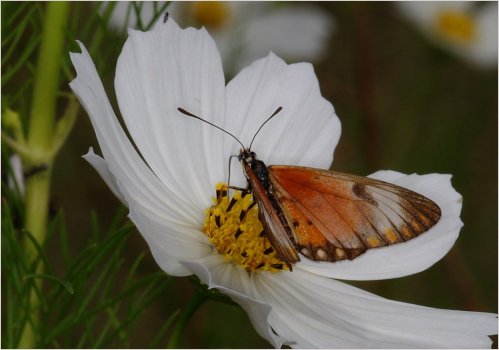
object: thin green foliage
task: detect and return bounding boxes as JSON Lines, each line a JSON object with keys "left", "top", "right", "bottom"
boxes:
{"left": 1, "top": 2, "right": 43, "bottom": 87}
{"left": 128, "top": 1, "right": 169, "bottom": 31}
{"left": 2, "top": 4, "right": 178, "bottom": 347}
{"left": 2, "top": 201, "right": 176, "bottom": 348}
{"left": 1, "top": 2, "right": 128, "bottom": 123}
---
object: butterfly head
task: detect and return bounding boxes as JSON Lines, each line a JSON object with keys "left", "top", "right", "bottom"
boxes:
{"left": 238, "top": 149, "right": 257, "bottom": 164}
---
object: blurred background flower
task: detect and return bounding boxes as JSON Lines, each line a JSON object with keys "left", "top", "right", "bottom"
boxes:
{"left": 397, "top": 1, "right": 498, "bottom": 68}
{"left": 2, "top": 2, "right": 497, "bottom": 348}
{"left": 106, "top": 1, "right": 334, "bottom": 76}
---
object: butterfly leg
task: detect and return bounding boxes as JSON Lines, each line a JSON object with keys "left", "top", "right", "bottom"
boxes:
{"left": 227, "top": 154, "right": 239, "bottom": 195}
{"left": 227, "top": 185, "right": 246, "bottom": 191}
{"left": 227, "top": 185, "right": 250, "bottom": 197}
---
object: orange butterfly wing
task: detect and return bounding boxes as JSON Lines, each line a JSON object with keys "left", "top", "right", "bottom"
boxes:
{"left": 269, "top": 165, "right": 442, "bottom": 262}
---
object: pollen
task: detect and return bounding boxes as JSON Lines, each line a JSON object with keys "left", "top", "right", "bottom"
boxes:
{"left": 203, "top": 184, "right": 288, "bottom": 273}
{"left": 435, "top": 10, "right": 476, "bottom": 44}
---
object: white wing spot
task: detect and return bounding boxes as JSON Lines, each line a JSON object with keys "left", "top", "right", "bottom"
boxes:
{"left": 316, "top": 248, "right": 327, "bottom": 260}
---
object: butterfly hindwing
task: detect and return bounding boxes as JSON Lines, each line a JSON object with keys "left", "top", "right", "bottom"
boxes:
{"left": 268, "top": 165, "right": 441, "bottom": 262}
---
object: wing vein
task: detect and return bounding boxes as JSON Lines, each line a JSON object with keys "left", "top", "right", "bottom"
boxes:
{"left": 352, "top": 200, "right": 387, "bottom": 243}
{"left": 369, "top": 187, "right": 430, "bottom": 231}
{"left": 319, "top": 192, "right": 368, "bottom": 248}
{"left": 280, "top": 192, "right": 347, "bottom": 250}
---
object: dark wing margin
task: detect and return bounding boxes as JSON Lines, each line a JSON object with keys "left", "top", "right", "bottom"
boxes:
{"left": 269, "top": 165, "right": 441, "bottom": 263}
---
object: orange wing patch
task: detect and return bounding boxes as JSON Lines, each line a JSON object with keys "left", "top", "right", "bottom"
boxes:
{"left": 269, "top": 165, "right": 441, "bottom": 263}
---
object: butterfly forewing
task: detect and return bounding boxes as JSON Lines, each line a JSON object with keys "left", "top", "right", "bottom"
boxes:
{"left": 242, "top": 162, "right": 300, "bottom": 266}
{"left": 268, "top": 165, "right": 441, "bottom": 262}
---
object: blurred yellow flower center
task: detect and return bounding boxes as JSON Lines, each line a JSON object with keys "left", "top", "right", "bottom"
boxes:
{"left": 203, "top": 184, "right": 288, "bottom": 272}
{"left": 435, "top": 10, "right": 476, "bottom": 44}
{"left": 188, "top": 1, "right": 231, "bottom": 30}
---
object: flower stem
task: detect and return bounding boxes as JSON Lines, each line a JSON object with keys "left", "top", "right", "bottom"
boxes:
{"left": 167, "top": 289, "right": 208, "bottom": 348}
{"left": 26, "top": 2, "right": 69, "bottom": 155}
{"left": 19, "top": 2, "right": 69, "bottom": 348}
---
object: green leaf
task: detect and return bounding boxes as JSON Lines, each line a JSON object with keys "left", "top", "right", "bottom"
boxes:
{"left": 23, "top": 274, "right": 74, "bottom": 294}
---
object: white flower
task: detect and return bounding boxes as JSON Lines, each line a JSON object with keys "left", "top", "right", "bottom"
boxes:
{"left": 69, "top": 17, "right": 497, "bottom": 348}
{"left": 398, "top": 2, "right": 498, "bottom": 68}
{"left": 106, "top": 1, "right": 333, "bottom": 73}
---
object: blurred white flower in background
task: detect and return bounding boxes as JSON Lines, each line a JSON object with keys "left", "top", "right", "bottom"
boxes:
{"left": 105, "top": 1, "right": 334, "bottom": 74}
{"left": 397, "top": 1, "right": 498, "bottom": 68}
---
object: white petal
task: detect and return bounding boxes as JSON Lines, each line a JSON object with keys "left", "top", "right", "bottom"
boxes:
{"left": 115, "top": 17, "right": 227, "bottom": 212}
{"left": 225, "top": 53, "right": 341, "bottom": 187}
{"left": 239, "top": 5, "right": 334, "bottom": 69}
{"left": 71, "top": 41, "right": 203, "bottom": 222}
{"left": 70, "top": 42, "right": 210, "bottom": 275}
{"left": 256, "top": 269, "right": 497, "bottom": 348}
{"left": 182, "top": 258, "right": 285, "bottom": 348}
{"left": 129, "top": 202, "right": 211, "bottom": 276}
{"left": 82, "top": 147, "right": 125, "bottom": 204}
{"left": 299, "top": 171, "right": 463, "bottom": 280}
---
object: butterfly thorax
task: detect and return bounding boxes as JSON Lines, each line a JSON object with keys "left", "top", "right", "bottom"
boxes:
{"left": 239, "top": 150, "right": 270, "bottom": 190}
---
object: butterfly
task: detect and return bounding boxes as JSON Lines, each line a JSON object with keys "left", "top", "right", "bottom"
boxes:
{"left": 178, "top": 107, "right": 442, "bottom": 267}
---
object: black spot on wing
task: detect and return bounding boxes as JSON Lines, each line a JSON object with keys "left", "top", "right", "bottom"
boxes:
{"left": 352, "top": 183, "right": 378, "bottom": 206}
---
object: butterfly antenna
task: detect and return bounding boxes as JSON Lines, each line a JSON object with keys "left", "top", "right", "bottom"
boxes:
{"left": 178, "top": 107, "right": 245, "bottom": 149}
{"left": 248, "top": 106, "right": 283, "bottom": 151}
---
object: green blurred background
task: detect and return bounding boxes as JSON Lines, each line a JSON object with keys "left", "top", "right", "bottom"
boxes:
{"left": 2, "top": 2, "right": 497, "bottom": 348}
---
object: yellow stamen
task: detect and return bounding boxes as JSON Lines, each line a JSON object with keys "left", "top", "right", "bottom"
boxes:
{"left": 435, "top": 10, "right": 476, "bottom": 44}
{"left": 188, "top": 2, "right": 231, "bottom": 30}
{"left": 203, "top": 184, "right": 288, "bottom": 272}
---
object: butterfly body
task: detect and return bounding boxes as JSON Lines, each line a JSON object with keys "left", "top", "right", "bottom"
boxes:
{"left": 239, "top": 149, "right": 442, "bottom": 266}
{"left": 239, "top": 150, "right": 300, "bottom": 267}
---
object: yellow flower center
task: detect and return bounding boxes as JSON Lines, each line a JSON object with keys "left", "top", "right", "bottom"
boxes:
{"left": 203, "top": 184, "right": 288, "bottom": 272}
{"left": 435, "top": 10, "right": 476, "bottom": 44}
{"left": 188, "top": 1, "right": 231, "bottom": 30}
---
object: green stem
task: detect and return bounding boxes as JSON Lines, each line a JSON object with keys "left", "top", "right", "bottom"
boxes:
{"left": 1, "top": 131, "right": 32, "bottom": 159}
{"left": 19, "top": 2, "right": 69, "bottom": 348}
{"left": 26, "top": 2, "right": 69, "bottom": 155}
{"left": 166, "top": 290, "right": 208, "bottom": 348}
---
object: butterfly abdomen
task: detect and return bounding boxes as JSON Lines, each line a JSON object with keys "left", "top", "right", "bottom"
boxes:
{"left": 251, "top": 159, "right": 270, "bottom": 190}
